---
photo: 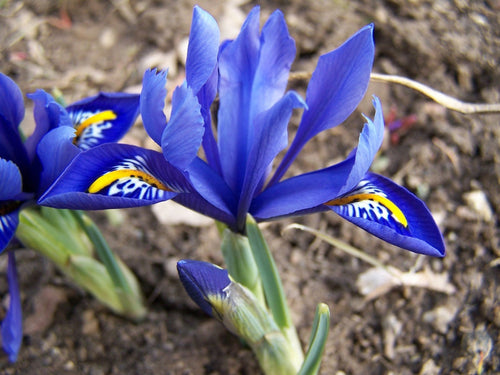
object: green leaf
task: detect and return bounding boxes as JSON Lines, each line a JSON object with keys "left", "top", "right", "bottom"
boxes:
{"left": 298, "top": 303, "right": 330, "bottom": 375}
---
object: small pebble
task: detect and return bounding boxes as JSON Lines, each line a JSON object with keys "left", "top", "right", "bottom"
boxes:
{"left": 463, "top": 190, "right": 494, "bottom": 223}
{"left": 419, "top": 358, "right": 440, "bottom": 375}
{"left": 423, "top": 305, "right": 457, "bottom": 334}
{"left": 99, "top": 28, "right": 117, "bottom": 49}
{"left": 82, "top": 310, "right": 100, "bottom": 336}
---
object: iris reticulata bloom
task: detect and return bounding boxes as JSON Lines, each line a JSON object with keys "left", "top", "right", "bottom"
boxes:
{"left": 0, "top": 72, "right": 139, "bottom": 361}
{"left": 40, "top": 6, "right": 445, "bottom": 257}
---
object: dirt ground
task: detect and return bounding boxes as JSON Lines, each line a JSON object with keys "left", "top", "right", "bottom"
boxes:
{"left": 1, "top": 0, "right": 499, "bottom": 374}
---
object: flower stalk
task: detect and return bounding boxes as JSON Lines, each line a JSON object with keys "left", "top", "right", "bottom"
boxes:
{"left": 245, "top": 215, "right": 303, "bottom": 362}
{"left": 179, "top": 216, "right": 335, "bottom": 374}
{"left": 221, "top": 228, "right": 265, "bottom": 305}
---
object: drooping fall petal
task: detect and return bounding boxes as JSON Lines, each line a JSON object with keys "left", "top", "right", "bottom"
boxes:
{"left": 38, "top": 143, "right": 191, "bottom": 209}
{"left": 67, "top": 92, "right": 140, "bottom": 150}
{"left": 326, "top": 172, "right": 445, "bottom": 256}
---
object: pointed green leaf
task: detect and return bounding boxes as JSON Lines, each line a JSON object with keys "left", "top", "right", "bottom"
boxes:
{"left": 298, "top": 303, "right": 330, "bottom": 375}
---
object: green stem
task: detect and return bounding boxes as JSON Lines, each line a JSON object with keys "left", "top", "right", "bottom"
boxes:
{"left": 217, "top": 281, "right": 301, "bottom": 375}
{"left": 221, "top": 228, "right": 265, "bottom": 305}
{"left": 245, "top": 215, "right": 304, "bottom": 368}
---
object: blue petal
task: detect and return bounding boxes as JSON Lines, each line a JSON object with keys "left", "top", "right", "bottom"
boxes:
{"left": 251, "top": 9, "right": 296, "bottom": 117}
{"left": 36, "top": 127, "right": 80, "bottom": 194}
{"left": 1, "top": 252, "right": 22, "bottom": 362}
{"left": 199, "top": 96, "right": 221, "bottom": 174}
{"left": 140, "top": 69, "right": 168, "bottom": 146}
{"left": 66, "top": 92, "right": 140, "bottom": 150}
{"left": 198, "top": 57, "right": 221, "bottom": 174}
{"left": 327, "top": 172, "right": 445, "bottom": 257}
{"left": 0, "top": 118, "right": 31, "bottom": 183}
{"left": 186, "top": 157, "right": 237, "bottom": 219}
{"left": 177, "top": 259, "right": 230, "bottom": 317}
{"left": 250, "top": 98, "right": 383, "bottom": 220}
{"left": 217, "top": 6, "right": 261, "bottom": 192}
{"left": 271, "top": 25, "right": 375, "bottom": 184}
{"left": 38, "top": 144, "right": 190, "bottom": 209}
{"left": 190, "top": 27, "right": 219, "bottom": 167}
{"left": 236, "top": 91, "right": 306, "bottom": 229}
{"left": 337, "top": 96, "right": 385, "bottom": 196}
{"left": 173, "top": 193, "right": 235, "bottom": 227}
{"left": 0, "top": 209, "right": 20, "bottom": 253}
{"left": 197, "top": 59, "right": 218, "bottom": 110}
{"left": 161, "top": 82, "right": 204, "bottom": 170}
{"left": 186, "top": 6, "right": 220, "bottom": 94}
{"left": 25, "top": 90, "right": 71, "bottom": 160}
{"left": 0, "top": 159, "right": 23, "bottom": 200}
{"left": 0, "top": 74, "right": 24, "bottom": 132}
{"left": 251, "top": 157, "right": 354, "bottom": 220}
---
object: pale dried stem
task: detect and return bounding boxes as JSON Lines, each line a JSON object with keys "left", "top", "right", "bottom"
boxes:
{"left": 288, "top": 71, "right": 500, "bottom": 114}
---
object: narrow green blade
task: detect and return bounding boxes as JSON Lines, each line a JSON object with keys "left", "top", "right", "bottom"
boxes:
{"left": 298, "top": 303, "right": 330, "bottom": 375}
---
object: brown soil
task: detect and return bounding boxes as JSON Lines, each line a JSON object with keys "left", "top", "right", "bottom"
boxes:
{"left": 1, "top": 0, "right": 499, "bottom": 374}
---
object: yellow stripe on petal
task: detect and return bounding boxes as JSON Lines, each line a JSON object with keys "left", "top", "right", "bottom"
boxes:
{"left": 326, "top": 193, "right": 408, "bottom": 228}
{"left": 74, "top": 110, "right": 117, "bottom": 139}
{"left": 88, "top": 169, "right": 171, "bottom": 193}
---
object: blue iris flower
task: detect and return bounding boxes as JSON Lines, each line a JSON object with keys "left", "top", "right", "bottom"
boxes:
{"left": 40, "top": 6, "right": 444, "bottom": 258}
{"left": 0, "top": 72, "right": 139, "bottom": 361}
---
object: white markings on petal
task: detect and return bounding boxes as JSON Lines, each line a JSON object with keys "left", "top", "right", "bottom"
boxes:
{"left": 326, "top": 180, "right": 409, "bottom": 234}
{"left": 88, "top": 156, "right": 173, "bottom": 200}
{"left": 71, "top": 110, "right": 117, "bottom": 150}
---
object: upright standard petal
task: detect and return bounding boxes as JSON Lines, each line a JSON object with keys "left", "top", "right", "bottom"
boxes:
{"left": 217, "top": 6, "right": 261, "bottom": 192}
{"left": 140, "top": 69, "right": 168, "bottom": 146}
{"left": 187, "top": 6, "right": 221, "bottom": 173}
{"left": 326, "top": 173, "right": 445, "bottom": 257}
{"left": 67, "top": 92, "right": 140, "bottom": 150}
{"left": 186, "top": 6, "right": 220, "bottom": 94}
{"left": 237, "top": 91, "right": 306, "bottom": 229}
{"left": 270, "top": 25, "right": 375, "bottom": 185}
{"left": 0, "top": 74, "right": 24, "bottom": 131}
{"left": 161, "top": 82, "right": 204, "bottom": 171}
{"left": 36, "top": 126, "right": 80, "bottom": 194}
{"left": 251, "top": 9, "right": 296, "bottom": 118}
{"left": 198, "top": 73, "right": 221, "bottom": 175}
{"left": 1, "top": 252, "right": 22, "bottom": 362}
{"left": 38, "top": 144, "right": 190, "bottom": 209}
{"left": 24, "top": 90, "right": 71, "bottom": 160}
{"left": 177, "top": 259, "right": 231, "bottom": 318}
